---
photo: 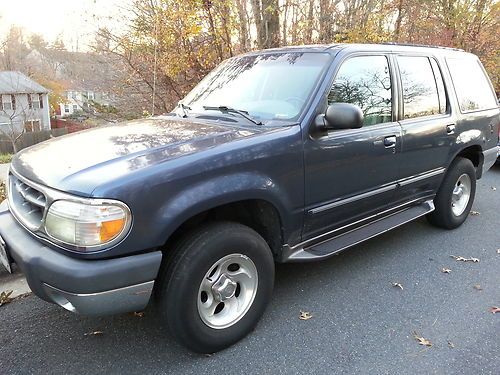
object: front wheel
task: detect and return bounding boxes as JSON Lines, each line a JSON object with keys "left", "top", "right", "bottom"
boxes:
{"left": 427, "top": 157, "right": 476, "bottom": 229}
{"left": 156, "top": 222, "right": 274, "bottom": 353}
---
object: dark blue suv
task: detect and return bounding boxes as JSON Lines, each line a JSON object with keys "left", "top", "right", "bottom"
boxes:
{"left": 0, "top": 43, "right": 498, "bottom": 353}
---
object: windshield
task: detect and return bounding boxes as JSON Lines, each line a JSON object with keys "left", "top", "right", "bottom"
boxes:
{"left": 182, "top": 52, "right": 330, "bottom": 123}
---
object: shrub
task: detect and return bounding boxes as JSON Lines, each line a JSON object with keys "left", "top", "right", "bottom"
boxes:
{"left": 0, "top": 154, "right": 12, "bottom": 164}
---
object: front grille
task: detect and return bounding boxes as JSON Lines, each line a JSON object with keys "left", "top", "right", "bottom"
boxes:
{"left": 8, "top": 173, "right": 47, "bottom": 229}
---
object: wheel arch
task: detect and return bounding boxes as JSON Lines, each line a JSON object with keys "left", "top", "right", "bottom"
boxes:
{"left": 450, "top": 144, "right": 484, "bottom": 178}
{"left": 161, "top": 198, "right": 285, "bottom": 260}
{"left": 153, "top": 170, "right": 298, "bottom": 259}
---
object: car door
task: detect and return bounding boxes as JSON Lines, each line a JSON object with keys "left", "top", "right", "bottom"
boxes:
{"left": 391, "top": 54, "right": 455, "bottom": 205}
{"left": 303, "top": 53, "right": 402, "bottom": 240}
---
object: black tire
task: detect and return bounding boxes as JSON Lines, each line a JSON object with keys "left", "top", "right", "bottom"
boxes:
{"left": 156, "top": 221, "right": 274, "bottom": 353}
{"left": 427, "top": 157, "right": 476, "bottom": 229}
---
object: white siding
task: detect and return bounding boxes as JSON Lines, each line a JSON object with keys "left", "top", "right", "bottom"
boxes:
{"left": 0, "top": 93, "right": 51, "bottom": 131}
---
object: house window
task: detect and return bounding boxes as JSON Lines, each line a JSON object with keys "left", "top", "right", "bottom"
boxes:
{"left": 73, "top": 104, "right": 78, "bottom": 111}
{"left": 32, "top": 94, "right": 40, "bottom": 109}
{"left": 87, "top": 91, "right": 95, "bottom": 100}
{"left": 24, "top": 120, "right": 41, "bottom": 132}
{"left": 28, "top": 94, "right": 40, "bottom": 109}
{"left": 39, "top": 94, "right": 44, "bottom": 109}
{"left": 1, "top": 94, "right": 15, "bottom": 111}
{"left": 67, "top": 91, "right": 72, "bottom": 100}
{"left": 64, "top": 104, "right": 70, "bottom": 113}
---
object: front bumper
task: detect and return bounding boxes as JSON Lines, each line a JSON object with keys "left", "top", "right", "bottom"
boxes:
{"left": 0, "top": 201, "right": 162, "bottom": 315}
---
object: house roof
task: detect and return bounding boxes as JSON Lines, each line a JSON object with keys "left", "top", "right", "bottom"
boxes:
{"left": 0, "top": 71, "right": 49, "bottom": 94}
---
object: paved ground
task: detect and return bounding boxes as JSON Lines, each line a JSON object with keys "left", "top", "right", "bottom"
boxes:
{"left": 0, "top": 166, "right": 499, "bottom": 375}
{"left": 0, "top": 163, "right": 31, "bottom": 297}
{"left": 0, "top": 163, "right": 9, "bottom": 182}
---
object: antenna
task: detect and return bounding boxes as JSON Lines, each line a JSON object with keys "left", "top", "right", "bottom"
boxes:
{"left": 152, "top": 1, "right": 159, "bottom": 116}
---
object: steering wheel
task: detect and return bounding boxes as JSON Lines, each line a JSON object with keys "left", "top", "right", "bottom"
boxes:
{"left": 284, "top": 96, "right": 306, "bottom": 107}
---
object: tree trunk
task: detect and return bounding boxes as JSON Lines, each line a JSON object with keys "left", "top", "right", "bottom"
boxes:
{"left": 250, "top": 0, "right": 264, "bottom": 48}
{"left": 203, "top": 1, "right": 224, "bottom": 61}
{"left": 305, "top": 0, "right": 315, "bottom": 43}
{"left": 236, "top": 0, "right": 249, "bottom": 51}
{"left": 394, "top": 0, "right": 404, "bottom": 41}
{"left": 262, "top": 0, "right": 280, "bottom": 48}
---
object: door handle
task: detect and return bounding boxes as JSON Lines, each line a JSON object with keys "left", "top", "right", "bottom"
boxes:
{"left": 383, "top": 136, "right": 397, "bottom": 148}
{"left": 446, "top": 124, "right": 456, "bottom": 134}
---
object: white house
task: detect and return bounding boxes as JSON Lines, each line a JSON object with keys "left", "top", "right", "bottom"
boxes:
{"left": 59, "top": 89, "right": 111, "bottom": 118}
{"left": 0, "top": 71, "right": 50, "bottom": 133}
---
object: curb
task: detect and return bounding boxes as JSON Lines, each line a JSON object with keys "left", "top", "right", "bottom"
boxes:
{"left": 0, "top": 269, "right": 31, "bottom": 299}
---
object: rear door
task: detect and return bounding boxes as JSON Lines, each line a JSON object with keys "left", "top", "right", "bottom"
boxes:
{"left": 392, "top": 54, "right": 454, "bottom": 205}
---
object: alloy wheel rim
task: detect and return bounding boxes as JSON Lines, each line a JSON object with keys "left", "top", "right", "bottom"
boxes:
{"left": 197, "top": 253, "right": 258, "bottom": 329}
{"left": 451, "top": 173, "right": 471, "bottom": 216}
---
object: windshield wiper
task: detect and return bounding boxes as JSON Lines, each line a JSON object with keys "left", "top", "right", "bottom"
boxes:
{"left": 202, "top": 105, "right": 263, "bottom": 126}
{"left": 177, "top": 102, "right": 191, "bottom": 118}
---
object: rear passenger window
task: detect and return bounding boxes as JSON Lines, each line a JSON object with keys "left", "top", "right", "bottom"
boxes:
{"left": 446, "top": 57, "right": 497, "bottom": 112}
{"left": 329, "top": 55, "right": 392, "bottom": 126}
{"left": 397, "top": 56, "right": 443, "bottom": 119}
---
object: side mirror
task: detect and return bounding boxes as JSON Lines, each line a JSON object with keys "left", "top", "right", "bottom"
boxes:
{"left": 320, "top": 103, "right": 363, "bottom": 130}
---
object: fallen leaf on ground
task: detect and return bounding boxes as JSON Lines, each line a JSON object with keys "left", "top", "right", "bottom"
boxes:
{"left": 469, "top": 211, "right": 480, "bottom": 216}
{"left": 84, "top": 331, "right": 103, "bottom": 336}
{"left": 448, "top": 340, "right": 455, "bottom": 348}
{"left": 491, "top": 186, "right": 497, "bottom": 191}
{"left": 497, "top": 249, "right": 500, "bottom": 254}
{"left": 473, "top": 284, "right": 483, "bottom": 291}
{"left": 413, "top": 332, "right": 432, "bottom": 347}
{"left": 299, "top": 311, "right": 313, "bottom": 320}
{"left": 441, "top": 268, "right": 451, "bottom": 274}
{"left": 392, "top": 282, "right": 403, "bottom": 290}
{"left": 132, "top": 311, "right": 145, "bottom": 318}
{"left": 489, "top": 307, "right": 500, "bottom": 314}
{"left": 450, "top": 255, "right": 479, "bottom": 263}
{"left": 0, "top": 290, "right": 14, "bottom": 307}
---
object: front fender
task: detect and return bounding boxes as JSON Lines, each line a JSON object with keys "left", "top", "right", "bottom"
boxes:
{"left": 154, "top": 172, "right": 297, "bottom": 247}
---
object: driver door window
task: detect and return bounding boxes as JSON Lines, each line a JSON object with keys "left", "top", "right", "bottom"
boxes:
{"left": 328, "top": 56, "right": 393, "bottom": 126}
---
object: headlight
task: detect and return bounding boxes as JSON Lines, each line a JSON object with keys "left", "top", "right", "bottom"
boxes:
{"left": 45, "top": 200, "right": 131, "bottom": 250}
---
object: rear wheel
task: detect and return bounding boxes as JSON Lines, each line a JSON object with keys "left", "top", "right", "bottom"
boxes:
{"left": 427, "top": 157, "right": 476, "bottom": 229}
{"left": 156, "top": 222, "right": 274, "bottom": 353}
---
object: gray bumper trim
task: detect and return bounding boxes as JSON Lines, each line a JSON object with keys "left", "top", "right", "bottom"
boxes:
{"left": 43, "top": 281, "right": 155, "bottom": 316}
{"left": 0, "top": 201, "right": 162, "bottom": 314}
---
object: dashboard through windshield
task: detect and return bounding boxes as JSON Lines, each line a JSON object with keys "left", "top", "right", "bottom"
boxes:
{"left": 181, "top": 52, "right": 331, "bottom": 123}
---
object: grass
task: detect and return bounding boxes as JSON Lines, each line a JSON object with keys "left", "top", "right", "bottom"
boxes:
{"left": 0, "top": 154, "right": 12, "bottom": 164}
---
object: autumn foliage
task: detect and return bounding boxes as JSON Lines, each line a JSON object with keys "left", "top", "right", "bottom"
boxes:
{"left": 92, "top": 0, "right": 498, "bottom": 116}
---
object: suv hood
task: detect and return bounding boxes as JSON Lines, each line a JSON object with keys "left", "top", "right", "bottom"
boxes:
{"left": 12, "top": 117, "right": 261, "bottom": 195}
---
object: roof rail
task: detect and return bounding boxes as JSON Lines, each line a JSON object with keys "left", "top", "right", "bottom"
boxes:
{"left": 380, "top": 42, "right": 464, "bottom": 52}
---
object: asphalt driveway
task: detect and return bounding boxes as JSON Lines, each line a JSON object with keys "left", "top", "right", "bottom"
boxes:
{"left": 0, "top": 166, "right": 499, "bottom": 374}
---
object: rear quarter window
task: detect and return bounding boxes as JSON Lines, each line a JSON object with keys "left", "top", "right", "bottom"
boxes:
{"left": 446, "top": 57, "right": 498, "bottom": 112}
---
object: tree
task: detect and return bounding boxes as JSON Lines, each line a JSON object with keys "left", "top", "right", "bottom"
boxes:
{"left": 0, "top": 94, "right": 37, "bottom": 153}
{"left": 87, "top": 0, "right": 499, "bottom": 119}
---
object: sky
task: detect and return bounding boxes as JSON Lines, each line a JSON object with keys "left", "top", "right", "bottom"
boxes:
{"left": 0, "top": 0, "right": 130, "bottom": 51}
